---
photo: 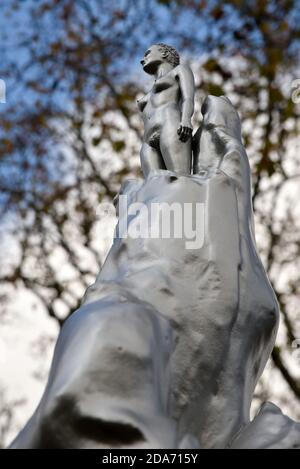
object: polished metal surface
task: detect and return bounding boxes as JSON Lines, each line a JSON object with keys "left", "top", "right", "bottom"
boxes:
{"left": 138, "top": 44, "right": 194, "bottom": 177}
{"left": 9, "top": 53, "right": 300, "bottom": 449}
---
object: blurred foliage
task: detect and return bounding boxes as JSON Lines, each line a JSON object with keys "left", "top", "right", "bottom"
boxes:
{"left": 0, "top": 388, "right": 25, "bottom": 448}
{"left": 0, "top": 0, "right": 300, "bottom": 436}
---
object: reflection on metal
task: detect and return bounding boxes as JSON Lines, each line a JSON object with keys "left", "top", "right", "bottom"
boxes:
{"left": 8, "top": 49, "right": 300, "bottom": 449}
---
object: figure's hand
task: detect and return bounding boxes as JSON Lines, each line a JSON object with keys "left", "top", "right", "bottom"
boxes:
{"left": 177, "top": 123, "right": 193, "bottom": 142}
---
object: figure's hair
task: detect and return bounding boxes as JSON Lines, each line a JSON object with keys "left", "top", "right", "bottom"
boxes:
{"left": 156, "top": 43, "right": 180, "bottom": 67}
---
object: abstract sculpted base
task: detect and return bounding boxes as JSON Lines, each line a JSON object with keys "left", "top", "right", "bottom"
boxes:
{"left": 9, "top": 45, "right": 300, "bottom": 449}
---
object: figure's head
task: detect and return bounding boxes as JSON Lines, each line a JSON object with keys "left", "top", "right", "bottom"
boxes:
{"left": 140, "top": 44, "right": 180, "bottom": 75}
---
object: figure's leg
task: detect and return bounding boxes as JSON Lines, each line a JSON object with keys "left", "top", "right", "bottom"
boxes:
{"left": 160, "top": 125, "right": 192, "bottom": 175}
{"left": 140, "top": 143, "right": 166, "bottom": 178}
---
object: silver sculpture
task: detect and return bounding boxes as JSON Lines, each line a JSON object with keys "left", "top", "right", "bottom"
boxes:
{"left": 137, "top": 44, "right": 194, "bottom": 177}
{"left": 9, "top": 45, "right": 300, "bottom": 449}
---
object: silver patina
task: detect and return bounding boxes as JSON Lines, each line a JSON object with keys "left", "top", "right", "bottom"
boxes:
{"left": 137, "top": 44, "right": 195, "bottom": 177}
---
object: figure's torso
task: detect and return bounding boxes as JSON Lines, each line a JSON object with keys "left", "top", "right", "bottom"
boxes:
{"left": 137, "top": 69, "right": 182, "bottom": 138}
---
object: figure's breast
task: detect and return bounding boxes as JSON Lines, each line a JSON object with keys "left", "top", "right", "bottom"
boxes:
{"left": 151, "top": 76, "right": 180, "bottom": 108}
{"left": 137, "top": 74, "right": 180, "bottom": 120}
{"left": 153, "top": 76, "right": 176, "bottom": 93}
{"left": 137, "top": 95, "right": 148, "bottom": 113}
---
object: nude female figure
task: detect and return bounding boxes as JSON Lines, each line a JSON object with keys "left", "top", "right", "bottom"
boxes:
{"left": 137, "top": 44, "right": 195, "bottom": 177}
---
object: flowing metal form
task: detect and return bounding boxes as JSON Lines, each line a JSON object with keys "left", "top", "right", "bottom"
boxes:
{"left": 9, "top": 65, "right": 300, "bottom": 448}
